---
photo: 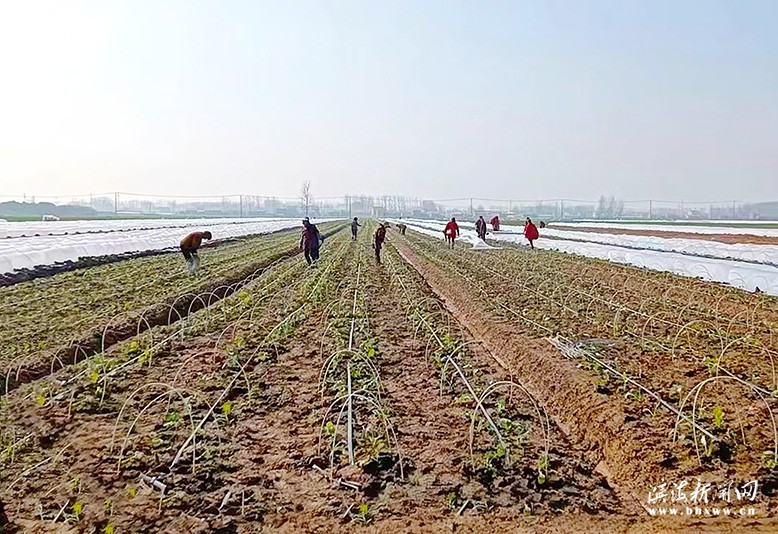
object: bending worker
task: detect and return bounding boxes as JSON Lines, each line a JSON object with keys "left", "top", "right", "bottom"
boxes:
{"left": 180, "top": 230, "right": 212, "bottom": 275}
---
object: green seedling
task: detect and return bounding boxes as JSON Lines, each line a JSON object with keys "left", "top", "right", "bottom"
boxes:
{"left": 324, "top": 421, "right": 336, "bottom": 437}
{"left": 703, "top": 357, "right": 718, "bottom": 375}
{"left": 237, "top": 291, "right": 252, "bottom": 306}
{"left": 537, "top": 452, "right": 550, "bottom": 485}
{"left": 220, "top": 401, "right": 234, "bottom": 423}
{"left": 164, "top": 410, "right": 182, "bottom": 428}
{"left": 138, "top": 348, "right": 155, "bottom": 366}
{"left": 354, "top": 503, "right": 371, "bottom": 525}
{"left": 454, "top": 393, "right": 472, "bottom": 406}
{"left": 712, "top": 405, "right": 724, "bottom": 429}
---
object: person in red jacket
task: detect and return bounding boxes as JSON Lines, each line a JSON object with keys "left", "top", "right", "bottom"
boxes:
{"left": 490, "top": 215, "right": 500, "bottom": 231}
{"left": 443, "top": 217, "right": 459, "bottom": 248}
{"left": 524, "top": 217, "right": 539, "bottom": 249}
{"left": 180, "top": 231, "right": 212, "bottom": 274}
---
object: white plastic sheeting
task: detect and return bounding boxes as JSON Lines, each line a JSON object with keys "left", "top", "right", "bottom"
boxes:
{"left": 508, "top": 226, "right": 778, "bottom": 265}
{"left": 0, "top": 217, "right": 291, "bottom": 238}
{"left": 0, "top": 218, "right": 329, "bottom": 274}
{"left": 388, "top": 219, "right": 493, "bottom": 248}
{"left": 396, "top": 219, "right": 778, "bottom": 296}
{"left": 554, "top": 222, "right": 778, "bottom": 238}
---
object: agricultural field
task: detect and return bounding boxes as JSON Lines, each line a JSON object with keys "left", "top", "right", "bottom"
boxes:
{"left": 2, "top": 220, "right": 778, "bottom": 532}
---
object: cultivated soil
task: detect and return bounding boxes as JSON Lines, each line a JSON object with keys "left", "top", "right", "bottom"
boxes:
{"left": 2, "top": 224, "right": 777, "bottom": 533}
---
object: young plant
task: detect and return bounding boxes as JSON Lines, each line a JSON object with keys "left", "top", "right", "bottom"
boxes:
{"left": 536, "top": 452, "right": 550, "bottom": 485}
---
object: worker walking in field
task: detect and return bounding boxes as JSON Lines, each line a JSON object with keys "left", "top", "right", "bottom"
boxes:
{"left": 374, "top": 223, "right": 388, "bottom": 264}
{"left": 301, "top": 217, "right": 322, "bottom": 266}
{"left": 524, "top": 217, "right": 539, "bottom": 249}
{"left": 490, "top": 215, "right": 500, "bottom": 231}
{"left": 443, "top": 217, "right": 459, "bottom": 248}
{"left": 180, "top": 230, "right": 212, "bottom": 275}
{"left": 475, "top": 216, "right": 487, "bottom": 241}
{"left": 351, "top": 217, "right": 361, "bottom": 240}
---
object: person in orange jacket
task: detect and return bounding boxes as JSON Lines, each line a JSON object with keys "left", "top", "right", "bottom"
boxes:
{"left": 180, "top": 231, "right": 212, "bottom": 274}
{"left": 524, "top": 217, "right": 539, "bottom": 249}
{"left": 443, "top": 217, "right": 460, "bottom": 249}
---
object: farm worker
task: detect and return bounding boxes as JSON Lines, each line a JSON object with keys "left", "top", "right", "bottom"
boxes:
{"left": 443, "top": 217, "right": 459, "bottom": 249}
{"left": 397, "top": 223, "right": 407, "bottom": 235}
{"left": 374, "top": 223, "right": 388, "bottom": 264}
{"left": 351, "top": 217, "right": 361, "bottom": 240}
{"left": 300, "top": 217, "right": 322, "bottom": 266}
{"left": 490, "top": 215, "right": 500, "bottom": 231}
{"left": 180, "top": 231, "right": 212, "bottom": 275}
{"left": 475, "top": 216, "right": 487, "bottom": 241}
{"left": 524, "top": 217, "right": 539, "bottom": 249}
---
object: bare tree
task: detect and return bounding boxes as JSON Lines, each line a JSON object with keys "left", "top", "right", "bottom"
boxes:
{"left": 300, "top": 180, "right": 312, "bottom": 217}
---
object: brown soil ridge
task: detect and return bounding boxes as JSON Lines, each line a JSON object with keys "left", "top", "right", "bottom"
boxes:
{"left": 552, "top": 225, "right": 778, "bottom": 246}
{"left": 390, "top": 237, "right": 679, "bottom": 504}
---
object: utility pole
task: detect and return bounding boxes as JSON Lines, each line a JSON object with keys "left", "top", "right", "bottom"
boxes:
{"left": 560, "top": 199, "right": 565, "bottom": 220}
{"left": 648, "top": 200, "right": 653, "bottom": 220}
{"left": 114, "top": 192, "right": 119, "bottom": 214}
{"left": 732, "top": 200, "right": 736, "bottom": 220}
{"left": 470, "top": 198, "right": 473, "bottom": 218}
{"left": 239, "top": 195, "right": 243, "bottom": 217}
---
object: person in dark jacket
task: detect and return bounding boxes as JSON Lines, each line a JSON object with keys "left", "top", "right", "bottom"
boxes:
{"left": 180, "top": 231, "right": 212, "bottom": 274}
{"left": 475, "top": 216, "right": 487, "bottom": 240}
{"left": 300, "top": 218, "right": 321, "bottom": 266}
{"left": 351, "top": 217, "right": 361, "bottom": 240}
{"left": 374, "top": 223, "right": 387, "bottom": 264}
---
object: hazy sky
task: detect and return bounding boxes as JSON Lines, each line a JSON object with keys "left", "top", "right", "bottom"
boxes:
{"left": 1, "top": 0, "right": 776, "bottom": 202}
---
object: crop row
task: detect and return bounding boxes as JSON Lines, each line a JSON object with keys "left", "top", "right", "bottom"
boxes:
{"left": 316, "top": 226, "right": 405, "bottom": 486}
{"left": 381, "top": 243, "right": 556, "bottom": 499}
{"left": 1, "top": 222, "right": 344, "bottom": 386}
{"left": 0, "top": 229, "right": 354, "bottom": 529}
{"left": 401, "top": 230, "right": 778, "bottom": 472}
